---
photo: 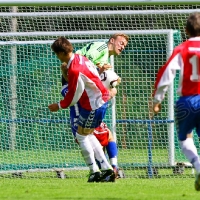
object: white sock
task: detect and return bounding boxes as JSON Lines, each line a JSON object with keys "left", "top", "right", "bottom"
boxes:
{"left": 110, "top": 158, "right": 118, "bottom": 167}
{"left": 88, "top": 134, "right": 112, "bottom": 170}
{"left": 76, "top": 133, "right": 99, "bottom": 173}
{"left": 180, "top": 138, "right": 200, "bottom": 173}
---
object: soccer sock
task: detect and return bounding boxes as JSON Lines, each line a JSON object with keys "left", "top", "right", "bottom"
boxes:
{"left": 76, "top": 133, "right": 99, "bottom": 173}
{"left": 180, "top": 138, "right": 200, "bottom": 173}
{"left": 88, "top": 134, "right": 112, "bottom": 170}
{"left": 95, "top": 159, "right": 101, "bottom": 169}
{"left": 106, "top": 141, "right": 118, "bottom": 168}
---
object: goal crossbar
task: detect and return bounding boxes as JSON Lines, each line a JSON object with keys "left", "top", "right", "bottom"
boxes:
{"left": 0, "top": 30, "right": 177, "bottom": 38}
{"left": 0, "top": 10, "right": 199, "bottom": 18}
{"left": 0, "top": 0, "right": 199, "bottom": 6}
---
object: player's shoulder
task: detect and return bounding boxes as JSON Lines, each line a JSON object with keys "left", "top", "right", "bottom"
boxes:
{"left": 73, "top": 53, "right": 88, "bottom": 63}
{"left": 174, "top": 38, "right": 200, "bottom": 54}
{"left": 93, "top": 41, "right": 107, "bottom": 46}
{"left": 173, "top": 41, "right": 187, "bottom": 53}
{"left": 92, "top": 41, "right": 108, "bottom": 52}
{"left": 70, "top": 54, "right": 85, "bottom": 70}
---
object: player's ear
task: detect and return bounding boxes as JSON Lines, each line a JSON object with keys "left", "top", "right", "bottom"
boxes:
{"left": 109, "top": 38, "right": 115, "bottom": 44}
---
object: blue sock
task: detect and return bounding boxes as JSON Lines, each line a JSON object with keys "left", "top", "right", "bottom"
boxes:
{"left": 106, "top": 141, "right": 118, "bottom": 167}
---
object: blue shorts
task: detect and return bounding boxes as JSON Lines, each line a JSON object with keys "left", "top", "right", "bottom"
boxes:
{"left": 70, "top": 103, "right": 81, "bottom": 137}
{"left": 61, "top": 82, "right": 108, "bottom": 135}
{"left": 175, "top": 95, "right": 200, "bottom": 141}
{"left": 61, "top": 83, "right": 79, "bottom": 137}
{"left": 77, "top": 102, "right": 108, "bottom": 129}
{"left": 70, "top": 102, "right": 108, "bottom": 136}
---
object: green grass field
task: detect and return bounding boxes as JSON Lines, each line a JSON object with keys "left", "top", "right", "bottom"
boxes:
{"left": 0, "top": 177, "right": 199, "bottom": 200}
{"left": 0, "top": 148, "right": 195, "bottom": 199}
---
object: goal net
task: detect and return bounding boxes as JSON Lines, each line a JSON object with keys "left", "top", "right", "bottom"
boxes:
{"left": 0, "top": 3, "right": 199, "bottom": 179}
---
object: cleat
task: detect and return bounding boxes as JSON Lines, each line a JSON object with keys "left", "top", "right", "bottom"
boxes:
{"left": 100, "top": 169, "right": 115, "bottom": 182}
{"left": 195, "top": 173, "right": 200, "bottom": 191}
{"left": 87, "top": 172, "right": 101, "bottom": 183}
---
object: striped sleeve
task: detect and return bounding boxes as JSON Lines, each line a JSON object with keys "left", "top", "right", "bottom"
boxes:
{"left": 153, "top": 46, "right": 183, "bottom": 103}
{"left": 76, "top": 42, "right": 109, "bottom": 67}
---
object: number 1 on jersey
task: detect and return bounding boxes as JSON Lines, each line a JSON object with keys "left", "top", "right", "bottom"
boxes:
{"left": 190, "top": 55, "right": 200, "bottom": 81}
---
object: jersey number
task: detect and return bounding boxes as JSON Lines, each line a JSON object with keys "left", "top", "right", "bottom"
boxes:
{"left": 190, "top": 55, "right": 200, "bottom": 82}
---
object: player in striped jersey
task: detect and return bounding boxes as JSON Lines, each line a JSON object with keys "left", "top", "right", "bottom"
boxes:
{"left": 152, "top": 12, "right": 200, "bottom": 191}
{"left": 48, "top": 37, "right": 116, "bottom": 182}
{"left": 61, "top": 33, "right": 129, "bottom": 179}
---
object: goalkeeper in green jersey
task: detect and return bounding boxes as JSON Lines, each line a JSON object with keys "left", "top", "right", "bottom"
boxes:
{"left": 75, "top": 33, "right": 128, "bottom": 74}
{"left": 61, "top": 33, "right": 129, "bottom": 180}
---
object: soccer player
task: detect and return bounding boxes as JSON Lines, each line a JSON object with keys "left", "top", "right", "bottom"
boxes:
{"left": 75, "top": 33, "right": 129, "bottom": 74}
{"left": 61, "top": 33, "right": 129, "bottom": 177}
{"left": 152, "top": 12, "right": 200, "bottom": 191}
{"left": 48, "top": 37, "right": 115, "bottom": 182}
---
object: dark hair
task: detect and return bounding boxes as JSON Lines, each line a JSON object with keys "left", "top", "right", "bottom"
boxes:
{"left": 51, "top": 36, "right": 73, "bottom": 54}
{"left": 186, "top": 12, "right": 200, "bottom": 37}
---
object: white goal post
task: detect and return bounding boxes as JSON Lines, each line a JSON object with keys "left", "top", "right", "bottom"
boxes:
{"left": 0, "top": 29, "right": 175, "bottom": 177}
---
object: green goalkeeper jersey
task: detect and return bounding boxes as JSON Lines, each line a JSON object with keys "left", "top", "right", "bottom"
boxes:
{"left": 75, "top": 41, "right": 110, "bottom": 67}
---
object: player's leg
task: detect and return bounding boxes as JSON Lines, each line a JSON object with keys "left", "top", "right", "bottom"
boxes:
{"left": 72, "top": 106, "right": 111, "bottom": 172}
{"left": 93, "top": 122, "right": 118, "bottom": 169}
{"left": 76, "top": 131, "right": 101, "bottom": 182}
{"left": 76, "top": 103, "right": 114, "bottom": 182}
{"left": 93, "top": 122, "right": 120, "bottom": 179}
{"left": 93, "top": 123, "right": 109, "bottom": 170}
{"left": 175, "top": 96, "right": 200, "bottom": 190}
{"left": 88, "top": 134, "right": 112, "bottom": 169}
{"left": 194, "top": 97, "right": 200, "bottom": 191}
{"left": 106, "top": 130, "right": 118, "bottom": 177}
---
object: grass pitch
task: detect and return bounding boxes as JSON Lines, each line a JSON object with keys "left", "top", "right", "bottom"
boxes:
{"left": 0, "top": 149, "right": 197, "bottom": 199}
{"left": 0, "top": 176, "right": 199, "bottom": 200}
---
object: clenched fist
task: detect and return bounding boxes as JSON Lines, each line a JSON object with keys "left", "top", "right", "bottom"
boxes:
{"left": 48, "top": 103, "right": 59, "bottom": 112}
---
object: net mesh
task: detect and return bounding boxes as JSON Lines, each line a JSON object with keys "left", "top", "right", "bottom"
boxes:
{"left": 0, "top": 4, "right": 199, "bottom": 179}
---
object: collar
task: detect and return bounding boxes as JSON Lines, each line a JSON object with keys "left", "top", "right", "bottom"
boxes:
{"left": 66, "top": 53, "right": 75, "bottom": 69}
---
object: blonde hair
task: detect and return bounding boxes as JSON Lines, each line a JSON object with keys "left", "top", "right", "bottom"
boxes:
{"left": 109, "top": 33, "right": 129, "bottom": 42}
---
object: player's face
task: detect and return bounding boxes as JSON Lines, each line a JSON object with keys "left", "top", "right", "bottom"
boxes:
{"left": 112, "top": 36, "right": 128, "bottom": 55}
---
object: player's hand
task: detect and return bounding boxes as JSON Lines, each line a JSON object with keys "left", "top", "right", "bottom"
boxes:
{"left": 108, "top": 87, "right": 117, "bottom": 100}
{"left": 102, "top": 63, "right": 112, "bottom": 70}
{"left": 97, "top": 63, "right": 112, "bottom": 74}
{"left": 48, "top": 103, "right": 59, "bottom": 112}
{"left": 61, "top": 62, "right": 68, "bottom": 81}
{"left": 153, "top": 103, "right": 161, "bottom": 114}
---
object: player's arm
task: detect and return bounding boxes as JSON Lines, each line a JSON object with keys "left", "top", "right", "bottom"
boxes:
{"left": 48, "top": 70, "right": 84, "bottom": 112}
{"left": 98, "top": 63, "right": 112, "bottom": 75}
{"left": 94, "top": 51, "right": 111, "bottom": 74}
{"left": 61, "top": 62, "right": 68, "bottom": 82}
{"left": 153, "top": 50, "right": 182, "bottom": 114}
{"left": 76, "top": 43, "right": 110, "bottom": 72}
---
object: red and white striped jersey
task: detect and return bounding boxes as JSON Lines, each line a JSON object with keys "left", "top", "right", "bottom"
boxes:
{"left": 153, "top": 37, "right": 200, "bottom": 103}
{"left": 59, "top": 54, "right": 109, "bottom": 110}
